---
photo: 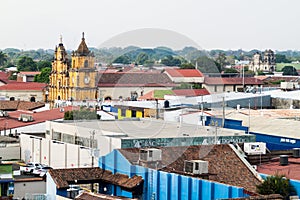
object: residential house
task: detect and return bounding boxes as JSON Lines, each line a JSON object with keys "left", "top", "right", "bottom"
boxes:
{"left": 97, "top": 71, "right": 176, "bottom": 101}
{"left": 46, "top": 167, "right": 143, "bottom": 199}
{"left": 203, "top": 77, "right": 263, "bottom": 93}
{"left": 98, "top": 144, "right": 263, "bottom": 199}
{"left": 164, "top": 68, "right": 204, "bottom": 87}
{"left": 0, "top": 82, "right": 47, "bottom": 102}
{"left": 17, "top": 71, "right": 41, "bottom": 82}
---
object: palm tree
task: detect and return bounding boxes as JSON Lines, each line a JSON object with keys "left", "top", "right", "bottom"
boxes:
{"left": 0, "top": 51, "right": 8, "bottom": 66}
{"left": 256, "top": 174, "right": 296, "bottom": 199}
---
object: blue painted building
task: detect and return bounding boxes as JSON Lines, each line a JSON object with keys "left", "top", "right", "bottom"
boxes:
{"left": 251, "top": 132, "right": 300, "bottom": 151}
{"left": 98, "top": 145, "right": 260, "bottom": 200}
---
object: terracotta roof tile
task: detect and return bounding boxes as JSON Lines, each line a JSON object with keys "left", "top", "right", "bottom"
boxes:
{"left": 18, "top": 71, "right": 41, "bottom": 76}
{"left": 119, "top": 144, "right": 262, "bottom": 194}
{"left": 0, "top": 101, "right": 45, "bottom": 111}
{"left": 165, "top": 69, "right": 204, "bottom": 77}
{"left": 0, "top": 82, "right": 46, "bottom": 91}
{"left": 0, "top": 106, "right": 74, "bottom": 130}
{"left": 204, "top": 77, "right": 263, "bottom": 85}
{"left": 98, "top": 72, "right": 175, "bottom": 87}
{"left": 48, "top": 167, "right": 143, "bottom": 190}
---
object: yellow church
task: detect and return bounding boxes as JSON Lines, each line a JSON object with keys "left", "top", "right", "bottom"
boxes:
{"left": 48, "top": 33, "right": 97, "bottom": 105}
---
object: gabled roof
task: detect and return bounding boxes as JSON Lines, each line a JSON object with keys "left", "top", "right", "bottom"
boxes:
{"left": 98, "top": 72, "right": 175, "bottom": 87}
{"left": 0, "top": 82, "right": 46, "bottom": 91}
{"left": 0, "top": 101, "right": 45, "bottom": 111}
{"left": 165, "top": 69, "right": 204, "bottom": 77}
{"left": 0, "top": 106, "right": 74, "bottom": 130}
{"left": 49, "top": 167, "right": 143, "bottom": 190}
{"left": 204, "top": 77, "right": 263, "bottom": 85}
{"left": 119, "top": 144, "right": 262, "bottom": 194}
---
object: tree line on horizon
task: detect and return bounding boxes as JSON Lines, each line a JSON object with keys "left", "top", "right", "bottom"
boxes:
{"left": 0, "top": 46, "right": 299, "bottom": 84}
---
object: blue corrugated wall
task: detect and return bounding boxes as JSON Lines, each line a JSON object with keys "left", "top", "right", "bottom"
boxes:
{"left": 205, "top": 116, "right": 249, "bottom": 132}
{"left": 251, "top": 132, "right": 300, "bottom": 150}
{"left": 99, "top": 149, "right": 248, "bottom": 200}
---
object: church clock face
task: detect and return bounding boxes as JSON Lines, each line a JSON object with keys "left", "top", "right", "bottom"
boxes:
{"left": 84, "top": 76, "right": 90, "bottom": 84}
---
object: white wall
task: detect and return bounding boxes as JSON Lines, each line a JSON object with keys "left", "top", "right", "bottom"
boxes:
{"left": 14, "top": 180, "right": 46, "bottom": 199}
{"left": 46, "top": 174, "right": 57, "bottom": 200}
{"left": 0, "top": 122, "right": 46, "bottom": 136}
{"left": 20, "top": 134, "right": 94, "bottom": 168}
{"left": 0, "top": 145, "right": 20, "bottom": 160}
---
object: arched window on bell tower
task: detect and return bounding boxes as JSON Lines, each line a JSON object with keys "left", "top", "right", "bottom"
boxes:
{"left": 84, "top": 60, "right": 88, "bottom": 68}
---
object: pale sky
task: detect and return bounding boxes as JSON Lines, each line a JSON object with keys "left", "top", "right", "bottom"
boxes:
{"left": 1, "top": 0, "right": 299, "bottom": 51}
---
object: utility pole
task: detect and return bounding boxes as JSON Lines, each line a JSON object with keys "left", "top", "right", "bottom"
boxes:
{"left": 248, "top": 100, "right": 251, "bottom": 134}
{"left": 222, "top": 97, "right": 225, "bottom": 128}
{"left": 90, "top": 130, "right": 95, "bottom": 167}
{"left": 155, "top": 99, "right": 159, "bottom": 119}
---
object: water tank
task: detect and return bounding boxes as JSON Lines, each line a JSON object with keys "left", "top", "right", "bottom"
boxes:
{"left": 279, "top": 155, "right": 289, "bottom": 166}
{"left": 293, "top": 148, "right": 300, "bottom": 158}
{"left": 164, "top": 100, "right": 170, "bottom": 108}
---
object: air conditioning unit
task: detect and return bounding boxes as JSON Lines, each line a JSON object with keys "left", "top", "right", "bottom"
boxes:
{"left": 139, "top": 148, "right": 162, "bottom": 162}
{"left": 244, "top": 142, "right": 266, "bottom": 155}
{"left": 184, "top": 160, "right": 208, "bottom": 174}
{"left": 18, "top": 114, "right": 34, "bottom": 122}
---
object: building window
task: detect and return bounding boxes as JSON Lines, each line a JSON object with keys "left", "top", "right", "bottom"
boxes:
{"left": 84, "top": 60, "right": 88, "bottom": 68}
{"left": 195, "top": 162, "right": 199, "bottom": 170}
{"left": 121, "top": 109, "right": 126, "bottom": 117}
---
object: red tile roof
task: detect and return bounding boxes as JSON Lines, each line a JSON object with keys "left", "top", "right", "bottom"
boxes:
{"left": 98, "top": 72, "right": 175, "bottom": 87}
{"left": 165, "top": 69, "right": 204, "bottom": 77}
{"left": 119, "top": 144, "right": 262, "bottom": 194}
{"left": 204, "top": 77, "right": 264, "bottom": 85}
{"left": 0, "top": 101, "right": 45, "bottom": 111}
{"left": 173, "top": 89, "right": 210, "bottom": 96}
{"left": 49, "top": 167, "right": 143, "bottom": 190}
{"left": 0, "top": 82, "right": 46, "bottom": 91}
{"left": 0, "top": 106, "right": 74, "bottom": 130}
{"left": 0, "top": 72, "right": 10, "bottom": 83}
{"left": 257, "top": 157, "right": 300, "bottom": 181}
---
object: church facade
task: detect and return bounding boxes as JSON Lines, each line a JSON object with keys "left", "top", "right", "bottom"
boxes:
{"left": 48, "top": 33, "right": 97, "bottom": 105}
{"left": 248, "top": 49, "right": 276, "bottom": 74}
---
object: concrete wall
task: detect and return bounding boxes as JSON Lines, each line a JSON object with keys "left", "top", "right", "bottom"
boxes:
{"left": 0, "top": 90, "right": 44, "bottom": 101}
{"left": 99, "top": 150, "right": 248, "bottom": 200}
{"left": 20, "top": 134, "right": 93, "bottom": 168}
{"left": 45, "top": 121, "right": 122, "bottom": 156}
{"left": 14, "top": 180, "right": 46, "bottom": 199}
{"left": 0, "top": 145, "right": 20, "bottom": 160}
{"left": 98, "top": 86, "right": 173, "bottom": 100}
{"left": 271, "top": 97, "right": 300, "bottom": 109}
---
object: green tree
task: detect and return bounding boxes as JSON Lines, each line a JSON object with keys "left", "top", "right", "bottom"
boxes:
{"left": 224, "top": 68, "right": 238, "bottom": 73}
{"left": 194, "top": 56, "right": 219, "bottom": 73}
{"left": 161, "top": 55, "right": 181, "bottom": 66}
{"left": 136, "top": 52, "right": 149, "bottom": 65}
{"left": 0, "top": 51, "right": 8, "bottom": 66}
{"left": 282, "top": 66, "right": 298, "bottom": 76}
{"left": 37, "top": 60, "right": 52, "bottom": 71}
{"left": 215, "top": 52, "right": 227, "bottom": 71}
{"left": 34, "top": 67, "right": 51, "bottom": 83}
{"left": 64, "top": 109, "right": 98, "bottom": 120}
{"left": 112, "top": 55, "right": 131, "bottom": 64}
{"left": 17, "top": 56, "right": 37, "bottom": 71}
{"left": 180, "top": 63, "right": 195, "bottom": 69}
{"left": 276, "top": 54, "right": 290, "bottom": 63}
{"left": 256, "top": 174, "right": 296, "bottom": 199}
